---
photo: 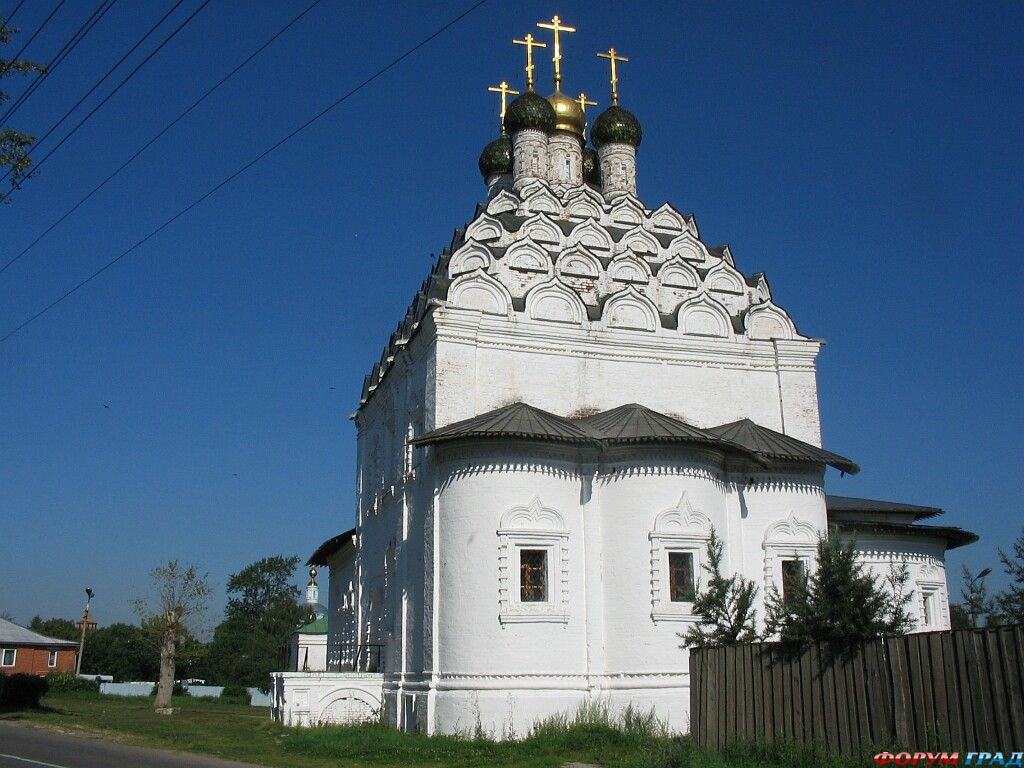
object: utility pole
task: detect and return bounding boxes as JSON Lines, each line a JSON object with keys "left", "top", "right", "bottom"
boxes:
{"left": 75, "top": 588, "right": 96, "bottom": 676}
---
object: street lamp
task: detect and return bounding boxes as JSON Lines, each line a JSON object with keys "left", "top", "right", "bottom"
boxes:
{"left": 75, "top": 588, "right": 96, "bottom": 676}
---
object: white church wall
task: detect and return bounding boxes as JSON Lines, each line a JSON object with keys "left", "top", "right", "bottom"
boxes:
{"left": 429, "top": 444, "right": 589, "bottom": 736}
{"left": 841, "top": 532, "right": 952, "bottom": 632}
{"left": 431, "top": 310, "right": 824, "bottom": 446}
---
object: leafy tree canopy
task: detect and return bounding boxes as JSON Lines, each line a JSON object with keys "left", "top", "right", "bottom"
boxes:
{"left": 1, "top": 18, "right": 46, "bottom": 191}
{"left": 206, "top": 555, "right": 308, "bottom": 690}
{"left": 28, "top": 616, "right": 77, "bottom": 641}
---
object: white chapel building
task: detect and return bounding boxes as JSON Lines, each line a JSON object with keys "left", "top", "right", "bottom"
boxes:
{"left": 271, "top": 18, "right": 976, "bottom": 735}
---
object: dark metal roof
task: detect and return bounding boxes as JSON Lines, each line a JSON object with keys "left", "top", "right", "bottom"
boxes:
{"left": 307, "top": 527, "right": 356, "bottom": 566}
{"left": 707, "top": 418, "right": 860, "bottom": 474}
{"left": 826, "top": 494, "right": 943, "bottom": 521}
{"left": 832, "top": 519, "right": 977, "bottom": 550}
{"left": 415, "top": 402, "right": 762, "bottom": 464}
{"left": 575, "top": 404, "right": 753, "bottom": 460}
{"left": 411, "top": 402, "right": 596, "bottom": 447}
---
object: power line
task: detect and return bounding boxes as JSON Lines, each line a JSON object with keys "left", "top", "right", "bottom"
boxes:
{"left": 2, "top": 0, "right": 27, "bottom": 27}
{"left": 1, "top": 0, "right": 325, "bottom": 276}
{"left": 1, "top": 0, "right": 119, "bottom": 125}
{"left": 0, "top": 0, "right": 65, "bottom": 78}
{"left": 0, "top": 0, "right": 188, "bottom": 187}
{"left": 0, "top": 0, "right": 491, "bottom": 344}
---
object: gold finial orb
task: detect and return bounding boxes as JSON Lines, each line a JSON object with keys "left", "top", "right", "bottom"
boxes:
{"left": 308, "top": 566, "right": 317, "bottom": 584}
{"left": 548, "top": 89, "right": 585, "bottom": 135}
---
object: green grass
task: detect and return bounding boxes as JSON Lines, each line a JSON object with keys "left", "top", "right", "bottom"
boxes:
{"left": 0, "top": 692, "right": 867, "bottom": 768}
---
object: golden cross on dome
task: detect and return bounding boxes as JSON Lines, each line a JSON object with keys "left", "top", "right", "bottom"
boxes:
{"left": 575, "top": 92, "right": 597, "bottom": 113}
{"left": 487, "top": 80, "right": 520, "bottom": 133}
{"left": 513, "top": 33, "right": 546, "bottom": 91}
{"left": 576, "top": 92, "right": 598, "bottom": 137}
{"left": 597, "top": 47, "right": 629, "bottom": 105}
{"left": 536, "top": 15, "right": 576, "bottom": 88}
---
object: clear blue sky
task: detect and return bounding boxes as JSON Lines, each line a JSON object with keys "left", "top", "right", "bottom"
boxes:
{"left": 1, "top": 0, "right": 1021, "bottom": 628}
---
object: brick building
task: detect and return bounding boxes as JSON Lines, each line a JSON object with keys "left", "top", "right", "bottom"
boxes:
{"left": 0, "top": 617, "right": 78, "bottom": 675}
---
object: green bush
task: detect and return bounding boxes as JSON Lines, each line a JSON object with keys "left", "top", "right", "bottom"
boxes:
{"left": 219, "top": 684, "right": 251, "bottom": 704}
{"left": 45, "top": 672, "right": 100, "bottom": 693}
{"left": 0, "top": 673, "right": 49, "bottom": 708}
{"left": 149, "top": 681, "right": 188, "bottom": 697}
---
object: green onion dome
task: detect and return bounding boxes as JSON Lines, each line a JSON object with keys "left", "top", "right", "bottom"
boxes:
{"left": 478, "top": 135, "right": 512, "bottom": 179}
{"left": 591, "top": 105, "right": 642, "bottom": 149}
{"left": 583, "top": 146, "right": 601, "bottom": 185}
{"left": 505, "top": 91, "right": 556, "bottom": 134}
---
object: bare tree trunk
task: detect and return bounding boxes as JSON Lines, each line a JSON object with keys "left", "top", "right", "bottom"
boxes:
{"left": 154, "top": 620, "right": 177, "bottom": 712}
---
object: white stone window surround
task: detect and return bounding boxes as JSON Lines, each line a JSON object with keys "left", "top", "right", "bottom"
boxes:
{"left": 497, "top": 496, "right": 569, "bottom": 624}
{"left": 916, "top": 561, "right": 945, "bottom": 629}
{"left": 762, "top": 513, "right": 819, "bottom": 595}
{"left": 650, "top": 492, "right": 712, "bottom": 622}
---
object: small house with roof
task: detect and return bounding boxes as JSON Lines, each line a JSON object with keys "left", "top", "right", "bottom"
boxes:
{"left": 0, "top": 617, "right": 78, "bottom": 675}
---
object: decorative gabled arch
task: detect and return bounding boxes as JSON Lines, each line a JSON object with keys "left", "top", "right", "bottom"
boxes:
{"left": 568, "top": 219, "right": 612, "bottom": 251}
{"left": 486, "top": 189, "right": 519, "bottom": 215}
{"left": 746, "top": 301, "right": 798, "bottom": 341}
{"left": 608, "top": 196, "right": 645, "bottom": 226}
{"left": 447, "top": 271, "right": 512, "bottom": 316}
{"left": 520, "top": 183, "right": 562, "bottom": 215}
{"left": 608, "top": 253, "right": 652, "bottom": 285}
{"left": 704, "top": 262, "right": 745, "bottom": 295}
{"left": 667, "top": 232, "right": 709, "bottom": 263}
{"left": 504, "top": 240, "right": 552, "bottom": 275}
{"left": 465, "top": 215, "right": 504, "bottom": 242}
{"left": 764, "top": 513, "right": 819, "bottom": 546}
{"left": 650, "top": 202, "right": 687, "bottom": 233}
{"left": 499, "top": 495, "right": 567, "bottom": 531}
{"left": 654, "top": 492, "right": 712, "bottom": 535}
{"left": 604, "top": 286, "right": 659, "bottom": 332}
{"left": 448, "top": 241, "right": 493, "bottom": 278}
{"left": 519, "top": 213, "right": 562, "bottom": 245}
{"left": 525, "top": 278, "right": 586, "bottom": 325}
{"left": 677, "top": 293, "right": 732, "bottom": 338}
{"left": 658, "top": 257, "right": 699, "bottom": 289}
{"left": 619, "top": 225, "right": 660, "bottom": 256}
{"left": 555, "top": 246, "right": 601, "bottom": 279}
{"left": 563, "top": 185, "right": 604, "bottom": 218}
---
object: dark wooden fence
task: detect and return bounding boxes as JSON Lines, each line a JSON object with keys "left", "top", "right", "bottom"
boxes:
{"left": 689, "top": 626, "right": 1024, "bottom": 753}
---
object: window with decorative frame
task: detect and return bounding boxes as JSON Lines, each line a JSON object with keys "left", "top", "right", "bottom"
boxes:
{"left": 497, "top": 497, "right": 569, "bottom": 624}
{"left": 650, "top": 492, "right": 712, "bottom": 622}
{"left": 762, "top": 513, "right": 819, "bottom": 599}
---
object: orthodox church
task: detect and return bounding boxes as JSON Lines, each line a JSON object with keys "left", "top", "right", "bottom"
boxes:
{"left": 271, "top": 16, "right": 977, "bottom": 735}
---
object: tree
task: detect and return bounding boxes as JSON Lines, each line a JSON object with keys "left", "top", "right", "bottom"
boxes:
{"left": 956, "top": 565, "right": 996, "bottom": 628}
{"left": 205, "top": 555, "right": 307, "bottom": 690}
{"left": 1, "top": 18, "right": 46, "bottom": 191}
{"left": 997, "top": 527, "right": 1024, "bottom": 624}
{"left": 132, "top": 561, "right": 211, "bottom": 711}
{"left": 28, "top": 616, "right": 78, "bottom": 641}
{"left": 764, "top": 532, "right": 915, "bottom": 644}
{"left": 683, "top": 528, "right": 758, "bottom": 647}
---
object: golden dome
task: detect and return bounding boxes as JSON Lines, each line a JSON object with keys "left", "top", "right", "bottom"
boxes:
{"left": 547, "top": 89, "right": 585, "bottom": 135}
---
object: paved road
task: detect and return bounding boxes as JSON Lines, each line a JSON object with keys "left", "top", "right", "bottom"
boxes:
{"left": 0, "top": 722, "right": 262, "bottom": 768}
